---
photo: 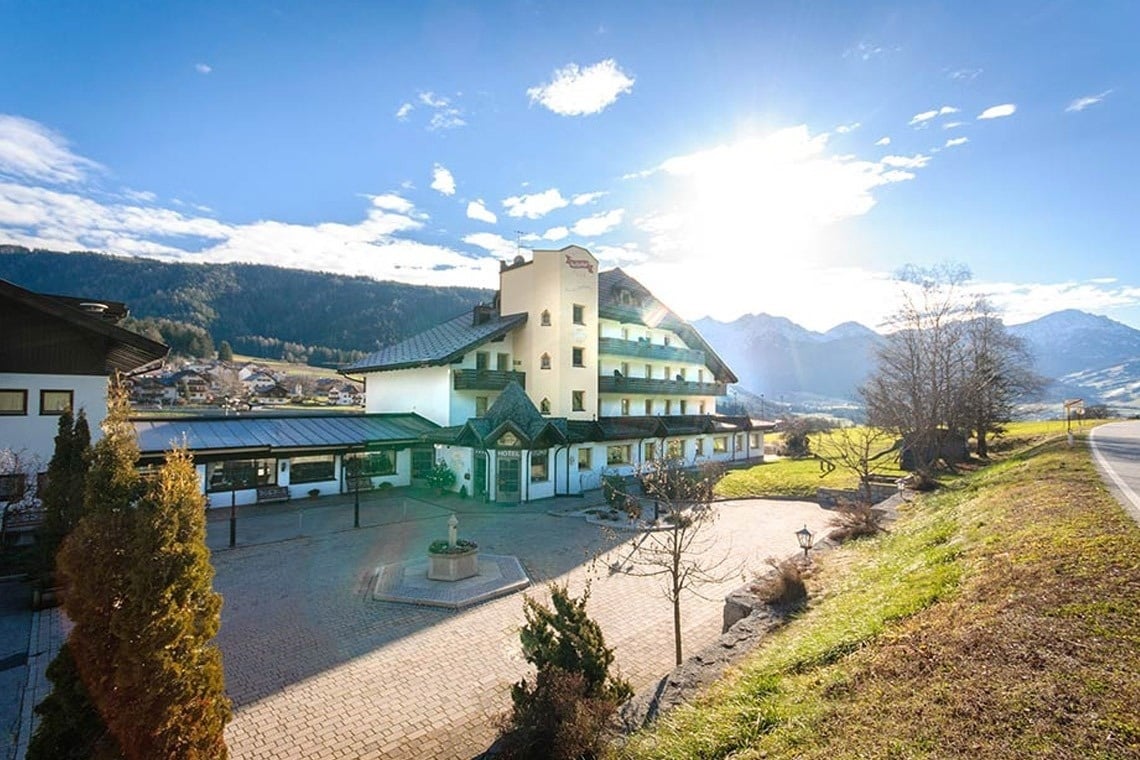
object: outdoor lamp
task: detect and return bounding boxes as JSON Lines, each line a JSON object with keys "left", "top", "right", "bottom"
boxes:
{"left": 795, "top": 524, "right": 814, "bottom": 560}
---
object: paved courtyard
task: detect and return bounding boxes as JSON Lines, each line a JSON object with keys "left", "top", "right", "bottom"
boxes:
{"left": 209, "top": 492, "right": 831, "bottom": 759}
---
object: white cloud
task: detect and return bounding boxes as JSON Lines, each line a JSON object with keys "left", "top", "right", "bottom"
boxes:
{"left": 463, "top": 232, "right": 518, "bottom": 258}
{"left": 571, "top": 209, "right": 624, "bottom": 237}
{"left": 942, "top": 121, "right": 965, "bottom": 129}
{"left": 527, "top": 59, "right": 634, "bottom": 116}
{"left": 978, "top": 103, "right": 1016, "bottom": 120}
{"left": 983, "top": 279, "right": 1140, "bottom": 327}
{"left": 413, "top": 91, "right": 466, "bottom": 131}
{"left": 121, "top": 188, "right": 156, "bottom": 203}
{"left": 875, "top": 136, "right": 891, "bottom": 146}
{"left": 466, "top": 199, "right": 497, "bottom": 224}
{"left": 502, "top": 188, "right": 568, "bottom": 219}
{"left": 880, "top": 153, "right": 931, "bottom": 169}
{"left": 949, "top": 68, "right": 982, "bottom": 81}
{"left": 195, "top": 63, "right": 212, "bottom": 75}
{"left": 1066, "top": 90, "right": 1112, "bottom": 113}
{"left": 845, "top": 41, "right": 885, "bottom": 61}
{"left": 0, "top": 114, "right": 102, "bottom": 184}
{"left": 542, "top": 226, "right": 569, "bottom": 241}
{"left": 945, "top": 137, "right": 969, "bottom": 148}
{"left": 835, "top": 122, "right": 861, "bottom": 134}
{"left": 430, "top": 164, "right": 456, "bottom": 196}
{"left": 909, "top": 106, "right": 958, "bottom": 126}
{"left": 395, "top": 102, "right": 413, "bottom": 120}
{"left": 571, "top": 190, "right": 607, "bottom": 206}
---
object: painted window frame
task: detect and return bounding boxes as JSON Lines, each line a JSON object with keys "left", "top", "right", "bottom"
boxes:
{"left": 39, "top": 389, "right": 73, "bottom": 416}
{"left": 0, "top": 389, "right": 28, "bottom": 416}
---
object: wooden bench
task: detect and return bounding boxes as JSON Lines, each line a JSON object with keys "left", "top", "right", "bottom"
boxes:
{"left": 256, "top": 485, "right": 291, "bottom": 504}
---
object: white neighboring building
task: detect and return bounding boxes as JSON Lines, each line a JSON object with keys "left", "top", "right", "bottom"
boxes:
{"left": 0, "top": 278, "right": 167, "bottom": 507}
{"left": 344, "top": 245, "right": 768, "bottom": 503}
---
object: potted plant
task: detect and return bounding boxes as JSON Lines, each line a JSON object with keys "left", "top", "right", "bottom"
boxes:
{"left": 307, "top": 488, "right": 320, "bottom": 499}
{"left": 426, "top": 461, "right": 457, "bottom": 495}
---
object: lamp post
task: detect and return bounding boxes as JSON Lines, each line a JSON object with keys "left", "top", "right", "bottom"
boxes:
{"left": 229, "top": 481, "right": 237, "bottom": 548}
{"left": 795, "top": 524, "right": 814, "bottom": 561}
{"left": 351, "top": 455, "right": 361, "bottom": 529}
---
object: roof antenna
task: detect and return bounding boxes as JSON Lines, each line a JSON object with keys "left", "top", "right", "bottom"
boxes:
{"left": 515, "top": 230, "right": 525, "bottom": 254}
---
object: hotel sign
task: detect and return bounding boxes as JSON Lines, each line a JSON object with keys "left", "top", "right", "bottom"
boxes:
{"left": 565, "top": 254, "right": 595, "bottom": 273}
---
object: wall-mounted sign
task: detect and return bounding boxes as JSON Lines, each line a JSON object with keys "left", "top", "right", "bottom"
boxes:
{"left": 564, "top": 254, "right": 595, "bottom": 274}
{"left": 498, "top": 431, "right": 520, "bottom": 448}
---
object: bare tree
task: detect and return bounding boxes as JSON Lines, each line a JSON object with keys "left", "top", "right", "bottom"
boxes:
{"left": 609, "top": 460, "right": 735, "bottom": 666}
{"left": 814, "top": 426, "right": 898, "bottom": 503}
{"left": 0, "top": 448, "right": 42, "bottom": 549}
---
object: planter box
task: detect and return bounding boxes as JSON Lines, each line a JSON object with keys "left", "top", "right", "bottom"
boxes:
{"left": 428, "top": 549, "right": 479, "bottom": 581}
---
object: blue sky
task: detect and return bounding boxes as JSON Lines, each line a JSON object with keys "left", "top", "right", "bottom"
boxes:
{"left": 1, "top": 1, "right": 1138, "bottom": 331}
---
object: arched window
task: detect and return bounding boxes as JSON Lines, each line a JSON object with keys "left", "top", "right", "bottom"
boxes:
{"left": 540, "top": 398, "right": 551, "bottom": 414}
{"left": 541, "top": 353, "right": 551, "bottom": 370}
{"left": 541, "top": 309, "right": 551, "bottom": 326}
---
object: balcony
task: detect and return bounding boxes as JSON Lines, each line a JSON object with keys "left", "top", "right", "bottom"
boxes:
{"left": 597, "top": 336, "right": 705, "bottom": 365}
{"left": 453, "top": 369, "right": 526, "bottom": 392}
{"left": 598, "top": 375, "right": 726, "bottom": 396}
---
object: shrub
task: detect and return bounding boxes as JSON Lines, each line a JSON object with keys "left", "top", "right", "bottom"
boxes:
{"left": 427, "top": 539, "right": 477, "bottom": 554}
{"left": 426, "top": 461, "right": 457, "bottom": 491}
{"left": 750, "top": 557, "right": 808, "bottom": 609}
{"left": 828, "top": 501, "right": 885, "bottom": 542}
{"left": 601, "top": 473, "right": 627, "bottom": 508}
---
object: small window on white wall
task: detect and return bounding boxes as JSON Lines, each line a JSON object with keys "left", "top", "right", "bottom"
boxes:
{"left": 541, "top": 310, "right": 551, "bottom": 326}
{"left": 540, "top": 398, "right": 551, "bottom": 414}
{"left": 541, "top": 353, "right": 551, "bottom": 370}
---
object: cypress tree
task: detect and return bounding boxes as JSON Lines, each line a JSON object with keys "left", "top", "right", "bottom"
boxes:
{"left": 55, "top": 384, "right": 230, "bottom": 759}
{"left": 39, "top": 409, "right": 91, "bottom": 574}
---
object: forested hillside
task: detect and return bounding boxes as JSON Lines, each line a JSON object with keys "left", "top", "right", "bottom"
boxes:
{"left": 0, "top": 246, "right": 492, "bottom": 365}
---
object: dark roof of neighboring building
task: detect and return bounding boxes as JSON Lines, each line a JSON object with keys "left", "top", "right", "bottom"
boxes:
{"left": 342, "top": 309, "right": 527, "bottom": 374}
{"left": 0, "top": 278, "right": 168, "bottom": 373}
{"left": 597, "top": 268, "right": 737, "bottom": 384}
{"left": 133, "top": 412, "right": 439, "bottom": 458}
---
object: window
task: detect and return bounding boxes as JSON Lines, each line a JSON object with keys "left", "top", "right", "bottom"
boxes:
{"left": 206, "top": 459, "right": 276, "bottom": 492}
{"left": 572, "top": 347, "right": 585, "bottom": 367}
{"left": 621, "top": 327, "right": 629, "bottom": 340}
{"left": 620, "top": 398, "right": 630, "bottom": 416}
{"left": 644, "top": 399, "right": 653, "bottom": 415}
{"left": 621, "top": 362, "right": 630, "bottom": 377}
{"left": 664, "top": 336, "right": 672, "bottom": 347}
{"left": 750, "top": 433, "right": 761, "bottom": 449}
{"left": 531, "top": 450, "right": 549, "bottom": 482}
{"left": 0, "top": 473, "right": 27, "bottom": 501}
{"left": 678, "top": 368, "right": 687, "bottom": 381}
{"left": 572, "top": 303, "right": 585, "bottom": 325}
{"left": 695, "top": 437, "right": 705, "bottom": 456}
{"left": 39, "top": 390, "right": 73, "bottom": 415}
{"left": 607, "top": 444, "right": 631, "bottom": 464}
{"left": 665, "top": 366, "right": 672, "bottom": 381}
{"left": 475, "top": 396, "right": 489, "bottom": 416}
{"left": 644, "top": 364, "right": 652, "bottom": 379}
{"left": 0, "top": 389, "right": 27, "bottom": 415}
{"left": 698, "top": 369, "right": 704, "bottom": 383}
{"left": 735, "top": 434, "right": 744, "bottom": 451}
{"left": 475, "top": 351, "right": 489, "bottom": 370}
{"left": 665, "top": 399, "right": 672, "bottom": 415}
{"left": 679, "top": 399, "right": 687, "bottom": 414}
{"left": 541, "top": 309, "right": 551, "bottom": 326}
{"left": 358, "top": 451, "right": 397, "bottom": 477}
{"left": 644, "top": 441, "right": 657, "bottom": 461}
{"left": 497, "top": 353, "right": 510, "bottom": 371}
{"left": 713, "top": 436, "right": 728, "bottom": 454}
{"left": 540, "top": 397, "right": 551, "bottom": 414}
{"left": 578, "top": 448, "right": 592, "bottom": 470}
{"left": 572, "top": 390, "right": 585, "bottom": 412}
{"left": 699, "top": 401, "right": 706, "bottom": 415}
{"left": 667, "top": 439, "right": 683, "bottom": 459}
{"left": 290, "top": 455, "right": 336, "bottom": 484}
{"left": 412, "top": 448, "right": 435, "bottom": 478}
{"left": 540, "top": 353, "right": 551, "bottom": 370}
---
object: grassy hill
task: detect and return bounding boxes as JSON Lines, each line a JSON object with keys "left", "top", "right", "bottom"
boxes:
{"left": 617, "top": 431, "right": 1140, "bottom": 758}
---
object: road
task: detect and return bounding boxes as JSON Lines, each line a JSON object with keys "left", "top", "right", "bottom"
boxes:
{"left": 1089, "top": 419, "right": 1140, "bottom": 527}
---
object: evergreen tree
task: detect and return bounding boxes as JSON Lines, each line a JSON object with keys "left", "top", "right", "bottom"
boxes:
{"left": 38, "top": 409, "right": 91, "bottom": 574}
{"left": 217, "top": 340, "right": 234, "bottom": 363}
{"left": 55, "top": 385, "right": 230, "bottom": 759}
{"left": 27, "top": 644, "right": 119, "bottom": 760}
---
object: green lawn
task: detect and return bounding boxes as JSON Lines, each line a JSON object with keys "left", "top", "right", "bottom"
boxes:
{"left": 615, "top": 430, "right": 1140, "bottom": 759}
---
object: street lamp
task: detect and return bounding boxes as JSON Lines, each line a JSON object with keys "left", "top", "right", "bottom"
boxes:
{"left": 795, "top": 524, "right": 814, "bottom": 561}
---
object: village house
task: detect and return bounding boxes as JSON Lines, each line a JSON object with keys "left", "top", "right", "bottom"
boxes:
{"left": 342, "top": 245, "right": 767, "bottom": 503}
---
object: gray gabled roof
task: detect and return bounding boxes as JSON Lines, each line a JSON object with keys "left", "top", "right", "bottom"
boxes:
{"left": 133, "top": 413, "right": 438, "bottom": 459}
{"left": 342, "top": 309, "right": 527, "bottom": 374}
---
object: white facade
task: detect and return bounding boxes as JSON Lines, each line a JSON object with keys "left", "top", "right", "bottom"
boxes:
{"left": 0, "top": 372, "right": 109, "bottom": 464}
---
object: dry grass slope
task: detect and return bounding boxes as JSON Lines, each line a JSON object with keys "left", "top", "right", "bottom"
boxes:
{"left": 615, "top": 435, "right": 1140, "bottom": 759}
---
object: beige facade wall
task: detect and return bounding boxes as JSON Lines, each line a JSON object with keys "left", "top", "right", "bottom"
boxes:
{"left": 500, "top": 246, "right": 598, "bottom": 420}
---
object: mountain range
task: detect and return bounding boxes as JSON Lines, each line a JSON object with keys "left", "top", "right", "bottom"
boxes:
{"left": 3, "top": 245, "right": 1137, "bottom": 414}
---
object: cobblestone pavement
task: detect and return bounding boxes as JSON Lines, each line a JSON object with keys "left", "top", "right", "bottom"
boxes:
{"left": 211, "top": 494, "right": 832, "bottom": 759}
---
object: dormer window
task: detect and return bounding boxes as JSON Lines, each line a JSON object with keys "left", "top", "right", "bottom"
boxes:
{"left": 541, "top": 353, "right": 551, "bottom": 370}
{"left": 541, "top": 309, "right": 551, "bottom": 326}
{"left": 540, "top": 398, "right": 551, "bottom": 414}
{"left": 619, "top": 289, "right": 634, "bottom": 305}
